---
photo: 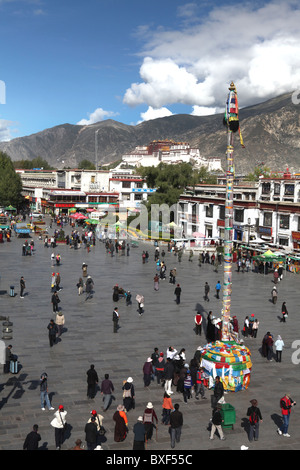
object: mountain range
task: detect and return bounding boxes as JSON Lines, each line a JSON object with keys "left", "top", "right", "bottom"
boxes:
{"left": 0, "top": 92, "right": 299, "bottom": 173}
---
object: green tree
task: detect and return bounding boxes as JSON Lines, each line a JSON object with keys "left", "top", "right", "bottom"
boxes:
{"left": 0, "top": 151, "right": 23, "bottom": 207}
{"left": 140, "top": 162, "right": 217, "bottom": 208}
{"left": 197, "top": 166, "right": 218, "bottom": 184}
{"left": 246, "top": 165, "right": 270, "bottom": 181}
{"left": 13, "top": 156, "right": 54, "bottom": 170}
{"left": 78, "top": 159, "right": 96, "bottom": 170}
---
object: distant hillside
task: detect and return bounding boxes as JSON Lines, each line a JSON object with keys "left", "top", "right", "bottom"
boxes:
{"left": 0, "top": 92, "right": 299, "bottom": 173}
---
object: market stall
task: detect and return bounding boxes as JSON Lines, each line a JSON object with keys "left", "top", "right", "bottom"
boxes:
{"left": 286, "top": 255, "right": 300, "bottom": 274}
{"left": 252, "top": 249, "right": 286, "bottom": 274}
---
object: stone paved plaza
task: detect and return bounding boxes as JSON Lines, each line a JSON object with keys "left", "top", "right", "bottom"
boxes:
{"left": 0, "top": 218, "right": 300, "bottom": 452}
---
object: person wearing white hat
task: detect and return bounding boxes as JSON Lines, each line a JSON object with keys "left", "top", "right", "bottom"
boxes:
{"left": 143, "top": 402, "right": 158, "bottom": 442}
{"left": 122, "top": 377, "right": 135, "bottom": 411}
{"left": 133, "top": 416, "right": 145, "bottom": 450}
{"left": 143, "top": 357, "right": 153, "bottom": 387}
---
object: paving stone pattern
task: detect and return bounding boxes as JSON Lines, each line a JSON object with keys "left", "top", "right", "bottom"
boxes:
{"left": 0, "top": 218, "right": 300, "bottom": 451}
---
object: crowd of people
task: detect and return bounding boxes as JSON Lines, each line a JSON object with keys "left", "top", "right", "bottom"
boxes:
{"left": 1, "top": 211, "right": 295, "bottom": 450}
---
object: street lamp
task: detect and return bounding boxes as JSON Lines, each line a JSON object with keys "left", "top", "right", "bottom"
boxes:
{"left": 247, "top": 217, "right": 251, "bottom": 244}
{"left": 95, "top": 129, "right": 99, "bottom": 170}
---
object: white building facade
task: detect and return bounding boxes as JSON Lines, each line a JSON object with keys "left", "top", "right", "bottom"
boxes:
{"left": 176, "top": 174, "right": 300, "bottom": 250}
{"left": 117, "top": 140, "right": 222, "bottom": 172}
{"left": 109, "top": 171, "right": 156, "bottom": 209}
{"left": 177, "top": 183, "right": 258, "bottom": 242}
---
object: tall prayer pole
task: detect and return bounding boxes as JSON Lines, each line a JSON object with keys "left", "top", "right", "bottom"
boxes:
{"left": 222, "top": 82, "right": 245, "bottom": 341}
{"left": 199, "top": 90, "right": 251, "bottom": 392}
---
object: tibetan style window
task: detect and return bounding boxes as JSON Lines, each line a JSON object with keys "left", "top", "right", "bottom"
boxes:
{"left": 279, "top": 214, "right": 289, "bottom": 229}
{"left": 284, "top": 184, "right": 294, "bottom": 196}
{"left": 274, "top": 183, "right": 280, "bottom": 195}
{"left": 219, "top": 205, "right": 225, "bottom": 220}
{"left": 205, "top": 205, "right": 213, "bottom": 218}
{"left": 262, "top": 183, "right": 271, "bottom": 194}
{"left": 263, "top": 212, "right": 272, "bottom": 227}
{"left": 234, "top": 208, "right": 244, "bottom": 223}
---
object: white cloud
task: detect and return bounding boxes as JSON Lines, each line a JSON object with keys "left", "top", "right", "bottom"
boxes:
{"left": 77, "top": 107, "right": 119, "bottom": 126}
{"left": 124, "top": 57, "right": 215, "bottom": 108}
{"left": 138, "top": 106, "right": 173, "bottom": 123}
{"left": 191, "top": 106, "right": 223, "bottom": 117}
{"left": 0, "top": 119, "right": 14, "bottom": 141}
{"left": 123, "top": 1, "right": 300, "bottom": 115}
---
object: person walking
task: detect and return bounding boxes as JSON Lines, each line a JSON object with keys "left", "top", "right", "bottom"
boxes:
{"left": 87, "top": 409, "right": 104, "bottom": 443}
{"left": 243, "top": 316, "right": 249, "bottom": 337}
{"left": 194, "top": 311, "right": 202, "bottom": 336}
{"left": 47, "top": 319, "right": 58, "bottom": 347}
{"left": 136, "top": 294, "right": 144, "bottom": 315}
{"left": 113, "top": 405, "right": 128, "bottom": 442}
{"left": 215, "top": 281, "right": 221, "bottom": 299}
{"left": 156, "top": 352, "right": 165, "bottom": 385}
{"left": 195, "top": 367, "right": 207, "bottom": 400}
{"left": 86, "top": 364, "right": 99, "bottom": 399}
{"left": 143, "top": 357, "right": 153, "bottom": 387}
{"left": 133, "top": 416, "right": 145, "bottom": 450}
{"left": 85, "top": 276, "right": 94, "bottom": 301}
{"left": 122, "top": 377, "right": 135, "bottom": 412}
{"left": 151, "top": 347, "right": 160, "bottom": 380}
{"left": 55, "top": 311, "right": 65, "bottom": 338}
{"left": 277, "top": 394, "right": 296, "bottom": 437}
{"left": 252, "top": 318, "right": 259, "bottom": 338}
{"left": 112, "top": 307, "right": 119, "bottom": 333}
{"left": 275, "top": 335, "right": 284, "bottom": 362}
{"left": 281, "top": 302, "right": 288, "bottom": 322}
{"left": 4, "top": 344, "right": 13, "bottom": 374}
{"left": 271, "top": 286, "right": 278, "bottom": 304}
{"left": 55, "top": 272, "right": 61, "bottom": 292}
{"left": 51, "top": 291, "right": 60, "bottom": 313}
{"left": 51, "top": 272, "right": 56, "bottom": 292}
{"left": 212, "top": 376, "right": 224, "bottom": 410}
{"left": 204, "top": 282, "right": 210, "bottom": 302}
{"left": 125, "top": 290, "right": 132, "bottom": 306}
{"left": 40, "top": 372, "right": 54, "bottom": 410}
{"left": 162, "top": 392, "right": 173, "bottom": 425}
{"left": 143, "top": 402, "right": 158, "bottom": 442}
{"left": 183, "top": 370, "right": 193, "bottom": 403}
{"left": 20, "top": 276, "right": 26, "bottom": 298}
{"left": 100, "top": 373, "right": 115, "bottom": 411}
{"left": 210, "top": 403, "right": 225, "bottom": 440}
{"left": 50, "top": 405, "right": 67, "bottom": 450}
{"left": 169, "top": 268, "right": 176, "bottom": 285}
{"left": 174, "top": 284, "right": 181, "bottom": 304}
{"left": 23, "top": 424, "right": 41, "bottom": 450}
{"left": 84, "top": 416, "right": 98, "bottom": 450}
{"left": 169, "top": 403, "right": 183, "bottom": 449}
{"left": 164, "top": 358, "right": 175, "bottom": 395}
{"left": 247, "top": 399, "right": 263, "bottom": 442}
{"left": 77, "top": 277, "right": 84, "bottom": 295}
{"left": 82, "top": 262, "right": 88, "bottom": 277}
{"left": 266, "top": 332, "right": 274, "bottom": 361}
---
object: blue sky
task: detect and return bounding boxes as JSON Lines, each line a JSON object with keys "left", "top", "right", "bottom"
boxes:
{"left": 1, "top": 0, "right": 300, "bottom": 141}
